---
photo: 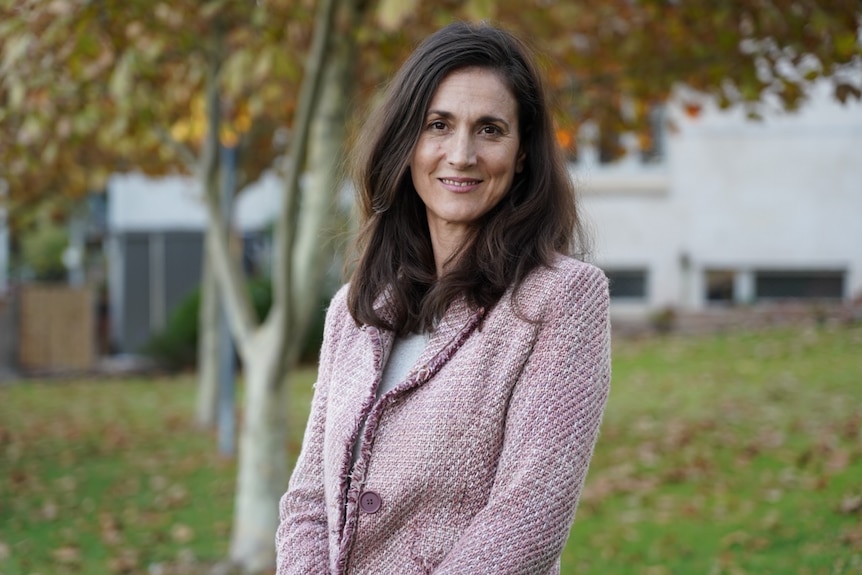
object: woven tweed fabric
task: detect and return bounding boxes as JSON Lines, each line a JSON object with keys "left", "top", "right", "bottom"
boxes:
{"left": 276, "top": 255, "right": 611, "bottom": 575}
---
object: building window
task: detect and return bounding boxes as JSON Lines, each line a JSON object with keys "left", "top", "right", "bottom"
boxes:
{"left": 605, "top": 269, "right": 648, "bottom": 300}
{"left": 754, "top": 270, "right": 844, "bottom": 300}
{"left": 640, "top": 105, "right": 666, "bottom": 164}
{"left": 705, "top": 269, "right": 735, "bottom": 303}
{"left": 568, "top": 105, "right": 666, "bottom": 166}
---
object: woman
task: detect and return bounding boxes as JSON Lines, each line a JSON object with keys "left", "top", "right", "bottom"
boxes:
{"left": 276, "top": 21, "right": 611, "bottom": 575}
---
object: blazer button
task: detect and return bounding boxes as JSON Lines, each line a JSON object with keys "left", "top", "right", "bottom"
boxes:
{"left": 359, "top": 490, "right": 382, "bottom": 514}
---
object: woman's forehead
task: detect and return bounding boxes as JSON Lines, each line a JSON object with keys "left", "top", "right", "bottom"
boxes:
{"left": 427, "top": 68, "right": 518, "bottom": 118}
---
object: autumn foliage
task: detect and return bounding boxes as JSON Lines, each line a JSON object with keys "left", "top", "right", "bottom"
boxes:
{"left": 2, "top": 1, "right": 860, "bottom": 212}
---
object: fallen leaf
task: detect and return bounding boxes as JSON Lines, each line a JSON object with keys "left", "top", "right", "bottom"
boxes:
{"left": 827, "top": 449, "right": 850, "bottom": 473}
{"left": 56, "top": 475, "right": 77, "bottom": 491}
{"left": 721, "top": 530, "right": 750, "bottom": 549}
{"left": 99, "top": 512, "right": 124, "bottom": 545}
{"left": 840, "top": 524, "right": 862, "bottom": 550}
{"left": 176, "top": 547, "right": 197, "bottom": 564}
{"left": 765, "top": 488, "right": 783, "bottom": 502}
{"left": 107, "top": 548, "right": 139, "bottom": 574}
{"left": 52, "top": 545, "right": 82, "bottom": 565}
{"left": 170, "top": 523, "right": 194, "bottom": 544}
{"left": 10, "top": 469, "right": 28, "bottom": 486}
{"left": 839, "top": 494, "right": 862, "bottom": 514}
{"left": 842, "top": 414, "right": 861, "bottom": 441}
{"left": 41, "top": 500, "right": 58, "bottom": 520}
{"left": 166, "top": 483, "right": 189, "bottom": 507}
{"left": 150, "top": 475, "right": 168, "bottom": 491}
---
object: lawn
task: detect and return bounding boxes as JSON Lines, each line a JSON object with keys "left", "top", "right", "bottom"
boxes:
{"left": 1, "top": 323, "right": 860, "bottom": 575}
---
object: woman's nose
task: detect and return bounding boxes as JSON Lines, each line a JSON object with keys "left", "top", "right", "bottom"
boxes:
{"left": 446, "top": 129, "right": 476, "bottom": 168}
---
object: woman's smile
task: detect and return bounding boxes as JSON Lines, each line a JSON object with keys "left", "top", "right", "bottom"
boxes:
{"left": 439, "top": 177, "right": 483, "bottom": 192}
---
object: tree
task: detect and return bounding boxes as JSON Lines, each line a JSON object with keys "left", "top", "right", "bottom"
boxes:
{"left": 0, "top": 0, "right": 311, "bottom": 436}
{"left": 1, "top": 0, "right": 355, "bottom": 571}
{"left": 205, "top": 0, "right": 362, "bottom": 570}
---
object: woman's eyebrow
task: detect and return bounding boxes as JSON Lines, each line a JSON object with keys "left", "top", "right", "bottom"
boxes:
{"left": 476, "top": 115, "right": 511, "bottom": 130}
{"left": 426, "top": 109, "right": 511, "bottom": 130}
{"left": 426, "top": 109, "right": 453, "bottom": 119}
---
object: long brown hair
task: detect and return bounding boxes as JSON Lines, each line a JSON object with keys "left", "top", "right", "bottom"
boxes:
{"left": 347, "top": 21, "right": 588, "bottom": 334}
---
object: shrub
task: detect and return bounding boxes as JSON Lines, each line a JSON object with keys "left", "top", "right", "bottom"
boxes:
{"left": 20, "top": 222, "right": 68, "bottom": 281}
{"left": 649, "top": 305, "right": 677, "bottom": 335}
{"left": 142, "top": 277, "right": 328, "bottom": 370}
{"left": 141, "top": 288, "right": 200, "bottom": 370}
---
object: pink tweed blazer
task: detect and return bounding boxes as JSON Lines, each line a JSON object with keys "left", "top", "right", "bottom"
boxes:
{"left": 276, "top": 255, "right": 611, "bottom": 575}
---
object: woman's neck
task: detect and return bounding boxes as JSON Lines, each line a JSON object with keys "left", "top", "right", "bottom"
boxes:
{"left": 427, "top": 221, "right": 468, "bottom": 278}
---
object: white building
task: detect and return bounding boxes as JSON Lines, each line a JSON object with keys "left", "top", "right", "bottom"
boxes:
{"left": 577, "top": 80, "right": 862, "bottom": 318}
{"left": 108, "top": 79, "right": 862, "bottom": 341}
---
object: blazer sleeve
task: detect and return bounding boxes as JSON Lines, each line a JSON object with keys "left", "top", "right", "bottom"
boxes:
{"left": 275, "top": 288, "right": 348, "bottom": 574}
{"left": 433, "top": 264, "right": 612, "bottom": 575}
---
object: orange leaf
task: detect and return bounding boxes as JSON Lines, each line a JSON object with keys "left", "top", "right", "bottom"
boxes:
{"left": 683, "top": 103, "right": 702, "bottom": 118}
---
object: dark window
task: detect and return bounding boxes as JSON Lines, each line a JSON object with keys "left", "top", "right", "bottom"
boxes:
{"left": 755, "top": 270, "right": 844, "bottom": 300}
{"left": 605, "top": 269, "right": 648, "bottom": 299}
{"left": 566, "top": 106, "right": 665, "bottom": 165}
{"left": 598, "top": 130, "right": 622, "bottom": 165}
{"left": 705, "top": 270, "right": 735, "bottom": 303}
{"left": 640, "top": 106, "right": 666, "bottom": 164}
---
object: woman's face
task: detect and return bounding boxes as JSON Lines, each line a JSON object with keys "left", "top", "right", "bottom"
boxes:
{"left": 410, "top": 67, "right": 523, "bottom": 247}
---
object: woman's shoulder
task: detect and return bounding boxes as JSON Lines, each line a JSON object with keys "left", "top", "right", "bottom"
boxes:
{"left": 510, "top": 255, "right": 608, "bottom": 317}
{"left": 322, "top": 283, "right": 353, "bottom": 329}
{"left": 328, "top": 283, "right": 351, "bottom": 310}
{"left": 527, "top": 254, "right": 607, "bottom": 295}
{"left": 549, "top": 254, "right": 606, "bottom": 281}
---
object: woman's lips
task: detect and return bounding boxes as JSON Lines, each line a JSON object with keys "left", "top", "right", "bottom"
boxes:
{"left": 439, "top": 177, "right": 482, "bottom": 193}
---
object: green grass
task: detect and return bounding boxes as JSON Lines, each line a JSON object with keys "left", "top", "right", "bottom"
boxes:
{"left": 0, "top": 377, "right": 237, "bottom": 574}
{"left": 564, "top": 324, "right": 862, "bottom": 575}
{"left": 1, "top": 324, "right": 860, "bottom": 574}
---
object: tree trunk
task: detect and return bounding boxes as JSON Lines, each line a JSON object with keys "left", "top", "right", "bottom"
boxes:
{"left": 222, "top": 0, "right": 348, "bottom": 572}
{"left": 195, "top": 230, "right": 220, "bottom": 428}
{"left": 291, "top": 1, "right": 356, "bottom": 339}
{"left": 226, "top": 34, "right": 357, "bottom": 567}
{"left": 228, "top": 339, "right": 292, "bottom": 572}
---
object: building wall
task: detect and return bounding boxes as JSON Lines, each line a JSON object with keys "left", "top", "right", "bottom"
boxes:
{"left": 581, "top": 81, "right": 862, "bottom": 314}
{"left": 108, "top": 82, "right": 862, "bottom": 321}
{"left": 107, "top": 171, "right": 283, "bottom": 353}
{"left": 108, "top": 170, "right": 283, "bottom": 233}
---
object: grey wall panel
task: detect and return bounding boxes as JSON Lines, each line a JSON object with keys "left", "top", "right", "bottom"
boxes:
{"left": 123, "top": 234, "right": 151, "bottom": 352}
{"left": 164, "top": 232, "right": 203, "bottom": 317}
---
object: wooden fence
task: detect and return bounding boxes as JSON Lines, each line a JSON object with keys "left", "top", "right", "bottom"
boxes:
{"left": 18, "top": 284, "right": 95, "bottom": 373}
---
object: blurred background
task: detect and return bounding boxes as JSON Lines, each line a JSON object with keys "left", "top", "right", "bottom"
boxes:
{"left": 1, "top": 1, "right": 860, "bottom": 574}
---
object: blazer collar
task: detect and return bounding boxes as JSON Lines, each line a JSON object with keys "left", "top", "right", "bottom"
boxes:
{"left": 364, "top": 292, "right": 485, "bottom": 378}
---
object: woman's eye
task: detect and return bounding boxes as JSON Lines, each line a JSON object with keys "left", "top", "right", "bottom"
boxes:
{"left": 429, "top": 121, "right": 446, "bottom": 130}
{"left": 481, "top": 125, "right": 500, "bottom": 135}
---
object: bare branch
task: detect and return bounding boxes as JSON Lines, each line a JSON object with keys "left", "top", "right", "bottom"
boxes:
{"left": 155, "top": 128, "right": 197, "bottom": 173}
{"left": 269, "top": 0, "right": 340, "bottom": 351}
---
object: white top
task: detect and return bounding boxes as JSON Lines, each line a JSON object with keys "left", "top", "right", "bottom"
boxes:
{"left": 375, "top": 332, "right": 428, "bottom": 399}
{"left": 350, "top": 332, "right": 428, "bottom": 465}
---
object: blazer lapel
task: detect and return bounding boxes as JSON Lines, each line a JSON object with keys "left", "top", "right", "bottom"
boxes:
{"left": 361, "top": 292, "right": 486, "bottom": 398}
{"left": 390, "top": 297, "right": 485, "bottom": 397}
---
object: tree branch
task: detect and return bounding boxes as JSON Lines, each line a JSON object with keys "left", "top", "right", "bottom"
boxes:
{"left": 268, "top": 0, "right": 340, "bottom": 356}
{"left": 199, "top": 24, "right": 258, "bottom": 360}
{"left": 155, "top": 128, "right": 197, "bottom": 173}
